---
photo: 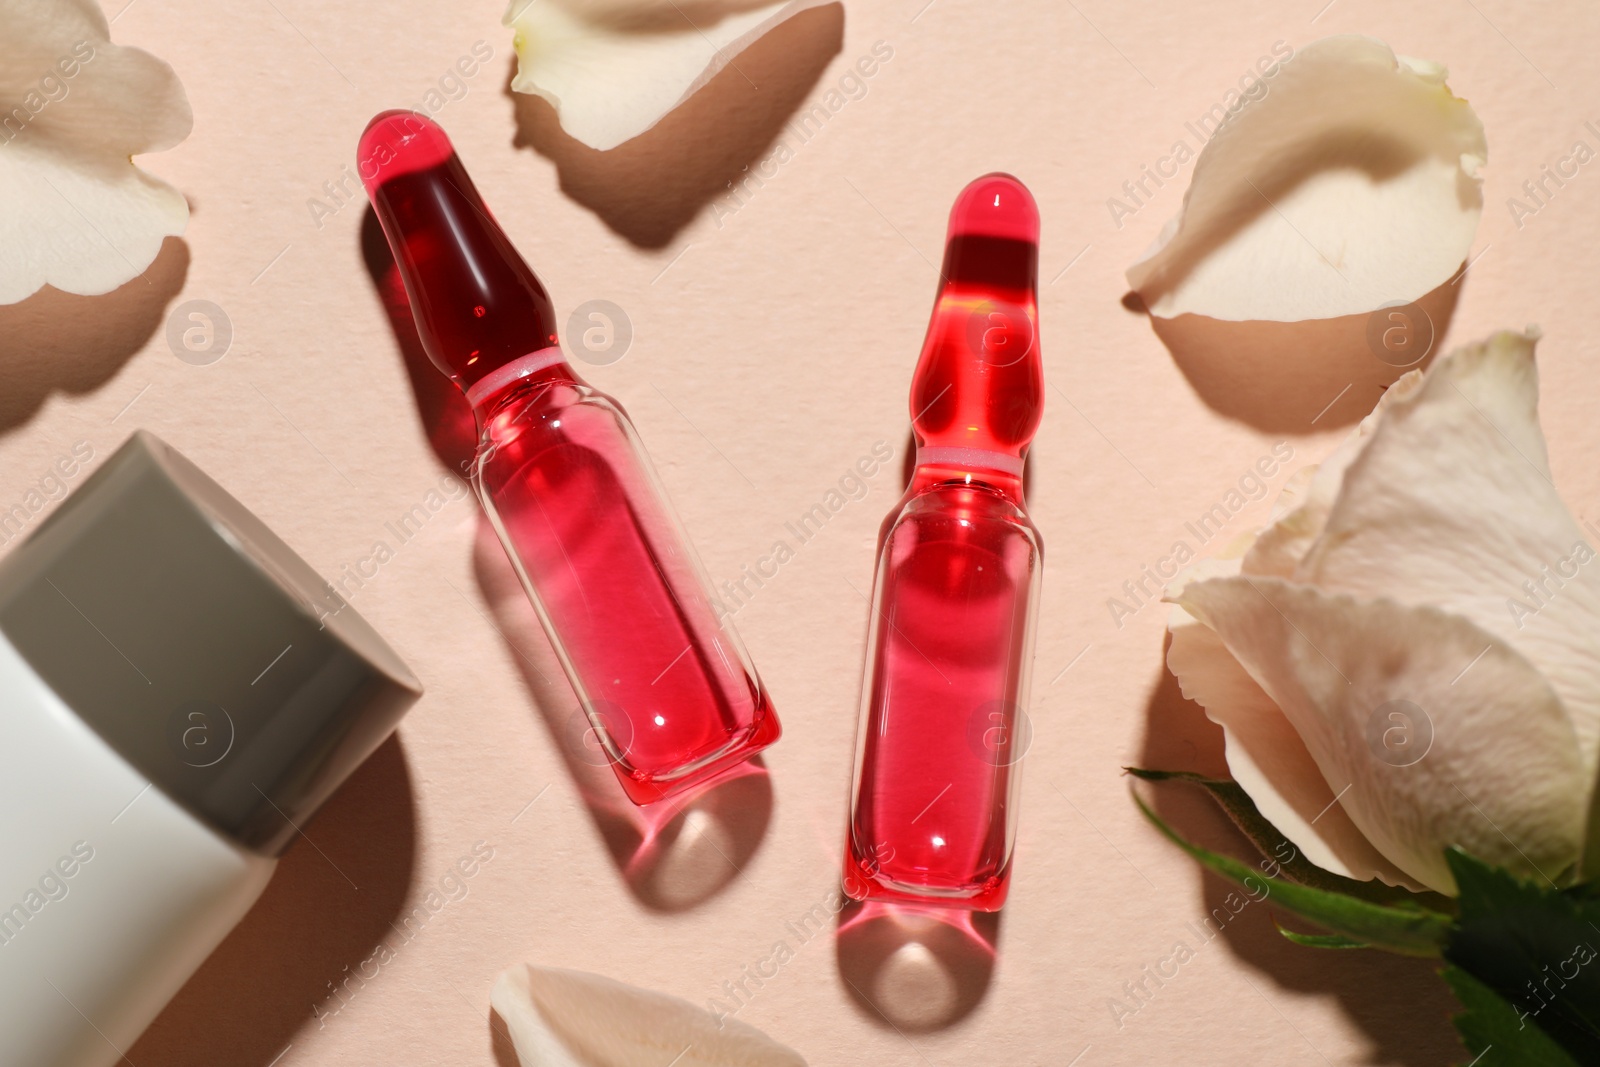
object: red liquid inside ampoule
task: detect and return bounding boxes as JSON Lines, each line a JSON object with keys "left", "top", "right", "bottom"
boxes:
{"left": 845, "top": 175, "right": 1043, "bottom": 910}
{"left": 475, "top": 383, "right": 778, "bottom": 804}
{"left": 360, "top": 112, "right": 778, "bottom": 804}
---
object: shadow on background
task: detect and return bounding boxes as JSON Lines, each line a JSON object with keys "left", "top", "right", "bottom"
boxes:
{"left": 130, "top": 734, "right": 417, "bottom": 1067}
{"left": 506, "top": 3, "right": 844, "bottom": 249}
{"left": 1132, "top": 274, "right": 1462, "bottom": 434}
{"left": 835, "top": 900, "right": 999, "bottom": 1032}
{"left": 0, "top": 237, "right": 189, "bottom": 435}
{"left": 361, "top": 207, "right": 772, "bottom": 912}
{"left": 1135, "top": 652, "right": 1463, "bottom": 1066}
{"left": 1124, "top": 127, "right": 1473, "bottom": 432}
{"left": 840, "top": 433, "right": 1014, "bottom": 1033}
{"left": 490, "top": 1007, "right": 519, "bottom": 1067}
{"left": 360, "top": 209, "right": 478, "bottom": 473}
{"left": 470, "top": 515, "right": 774, "bottom": 911}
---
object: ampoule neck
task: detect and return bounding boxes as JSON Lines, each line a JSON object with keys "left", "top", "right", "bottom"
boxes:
{"left": 909, "top": 454, "right": 1026, "bottom": 505}
{"left": 463, "top": 345, "right": 581, "bottom": 414}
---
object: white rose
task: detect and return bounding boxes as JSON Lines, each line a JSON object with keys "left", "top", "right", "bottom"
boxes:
{"left": 1165, "top": 330, "right": 1600, "bottom": 894}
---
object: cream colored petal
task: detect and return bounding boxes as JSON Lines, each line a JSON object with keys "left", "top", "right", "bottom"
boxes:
{"left": 505, "top": 0, "right": 828, "bottom": 151}
{"left": 1167, "top": 561, "right": 1416, "bottom": 886}
{"left": 1168, "top": 607, "right": 1417, "bottom": 888}
{"left": 1241, "top": 466, "right": 1322, "bottom": 580}
{"left": 1243, "top": 367, "right": 1426, "bottom": 579}
{"left": 1178, "top": 576, "right": 1585, "bottom": 894}
{"left": 0, "top": 0, "right": 192, "bottom": 302}
{"left": 491, "top": 963, "right": 807, "bottom": 1067}
{"left": 1127, "top": 35, "right": 1484, "bottom": 322}
{"left": 1298, "top": 332, "right": 1600, "bottom": 788}
{"left": 0, "top": 142, "right": 186, "bottom": 303}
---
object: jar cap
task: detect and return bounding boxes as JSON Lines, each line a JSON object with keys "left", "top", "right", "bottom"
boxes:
{"left": 0, "top": 432, "right": 422, "bottom": 855}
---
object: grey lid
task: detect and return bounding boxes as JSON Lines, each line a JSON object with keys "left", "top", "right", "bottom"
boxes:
{"left": 0, "top": 431, "right": 422, "bottom": 856}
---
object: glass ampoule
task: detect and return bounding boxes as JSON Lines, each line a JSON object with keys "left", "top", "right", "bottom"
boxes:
{"left": 845, "top": 174, "right": 1044, "bottom": 911}
{"left": 359, "top": 112, "right": 779, "bottom": 805}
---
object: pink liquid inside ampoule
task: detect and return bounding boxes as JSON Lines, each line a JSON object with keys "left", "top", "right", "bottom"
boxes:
{"left": 474, "top": 388, "right": 778, "bottom": 801}
{"left": 845, "top": 174, "right": 1043, "bottom": 911}
{"left": 359, "top": 112, "right": 778, "bottom": 804}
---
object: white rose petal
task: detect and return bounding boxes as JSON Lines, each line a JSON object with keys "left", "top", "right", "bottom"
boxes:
{"left": 1176, "top": 577, "right": 1585, "bottom": 895}
{"left": 491, "top": 963, "right": 807, "bottom": 1067}
{"left": 1298, "top": 331, "right": 1600, "bottom": 776}
{"left": 1168, "top": 559, "right": 1418, "bottom": 887}
{"left": 1166, "top": 331, "right": 1600, "bottom": 893}
{"left": 1127, "top": 35, "right": 1485, "bottom": 323}
{"left": 1244, "top": 367, "right": 1427, "bottom": 577}
{"left": 0, "top": 0, "right": 192, "bottom": 304}
{"left": 505, "top": 0, "right": 829, "bottom": 151}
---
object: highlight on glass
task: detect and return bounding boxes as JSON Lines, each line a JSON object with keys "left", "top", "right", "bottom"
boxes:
{"left": 844, "top": 173, "right": 1044, "bottom": 911}
{"left": 359, "top": 111, "right": 780, "bottom": 805}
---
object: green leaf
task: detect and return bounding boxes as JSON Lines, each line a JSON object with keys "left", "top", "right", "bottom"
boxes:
{"left": 1272, "top": 919, "right": 1370, "bottom": 950}
{"left": 1444, "top": 966, "right": 1579, "bottom": 1066}
{"left": 1444, "top": 849, "right": 1600, "bottom": 1064}
{"left": 1131, "top": 787, "right": 1452, "bottom": 956}
{"left": 1125, "top": 767, "right": 1454, "bottom": 912}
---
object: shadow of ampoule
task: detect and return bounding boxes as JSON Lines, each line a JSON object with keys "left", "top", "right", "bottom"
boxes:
{"left": 835, "top": 899, "right": 1000, "bottom": 1032}
{"left": 470, "top": 514, "right": 773, "bottom": 911}
{"left": 359, "top": 206, "right": 771, "bottom": 912}
{"left": 360, "top": 210, "right": 478, "bottom": 474}
{"left": 0, "top": 236, "right": 189, "bottom": 435}
{"left": 506, "top": 2, "right": 845, "bottom": 249}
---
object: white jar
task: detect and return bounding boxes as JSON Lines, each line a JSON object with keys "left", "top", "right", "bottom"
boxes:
{"left": 0, "top": 433, "right": 421, "bottom": 1067}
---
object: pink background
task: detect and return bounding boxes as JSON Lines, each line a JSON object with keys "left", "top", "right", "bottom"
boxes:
{"left": 4, "top": 0, "right": 1598, "bottom": 1063}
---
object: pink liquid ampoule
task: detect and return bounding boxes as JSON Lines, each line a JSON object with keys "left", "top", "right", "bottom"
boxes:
{"left": 844, "top": 174, "right": 1044, "bottom": 911}
{"left": 359, "top": 112, "right": 779, "bottom": 805}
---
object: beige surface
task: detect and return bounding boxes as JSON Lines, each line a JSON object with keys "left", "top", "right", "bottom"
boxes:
{"left": 3, "top": 0, "right": 1598, "bottom": 1064}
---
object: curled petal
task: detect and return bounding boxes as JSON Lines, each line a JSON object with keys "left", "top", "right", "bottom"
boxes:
{"left": 1177, "top": 576, "right": 1585, "bottom": 894}
{"left": 1127, "top": 35, "right": 1484, "bottom": 322}
{"left": 1167, "top": 562, "right": 1417, "bottom": 887}
{"left": 505, "top": 0, "right": 829, "bottom": 151}
{"left": 1299, "top": 332, "right": 1600, "bottom": 785}
{"left": 1243, "top": 367, "right": 1426, "bottom": 578}
{"left": 0, "top": 0, "right": 192, "bottom": 303}
{"left": 491, "top": 963, "right": 807, "bottom": 1067}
